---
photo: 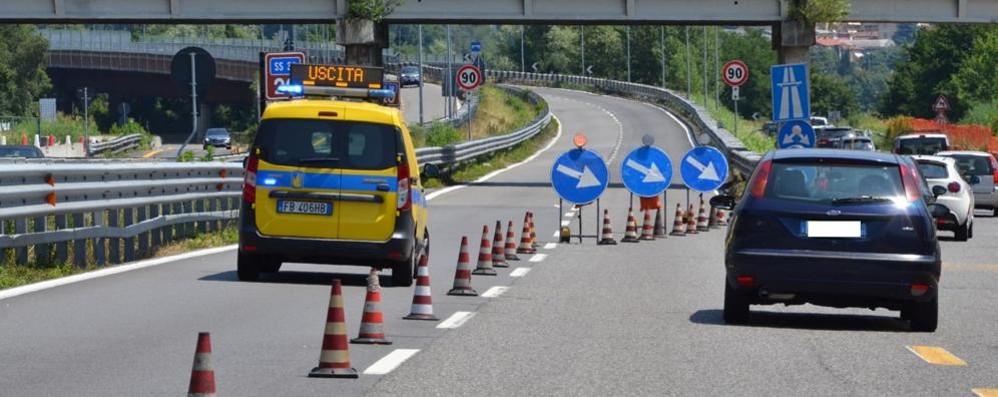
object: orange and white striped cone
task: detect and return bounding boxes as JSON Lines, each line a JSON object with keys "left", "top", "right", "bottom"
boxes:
{"left": 670, "top": 203, "right": 686, "bottom": 236}
{"left": 708, "top": 203, "right": 720, "bottom": 229}
{"left": 351, "top": 268, "right": 392, "bottom": 345}
{"left": 491, "top": 220, "right": 509, "bottom": 268}
{"left": 404, "top": 253, "right": 438, "bottom": 321}
{"left": 504, "top": 220, "right": 521, "bottom": 261}
{"left": 621, "top": 208, "right": 640, "bottom": 243}
{"left": 653, "top": 207, "right": 668, "bottom": 238}
{"left": 187, "top": 332, "right": 216, "bottom": 397}
{"left": 598, "top": 209, "right": 617, "bottom": 245}
{"left": 639, "top": 209, "right": 655, "bottom": 241}
{"left": 447, "top": 236, "right": 478, "bottom": 296}
{"left": 697, "top": 195, "right": 710, "bottom": 232}
{"left": 516, "top": 213, "right": 536, "bottom": 254}
{"left": 473, "top": 225, "right": 497, "bottom": 276}
{"left": 716, "top": 208, "right": 728, "bottom": 226}
{"left": 529, "top": 212, "right": 539, "bottom": 248}
{"left": 309, "top": 279, "right": 359, "bottom": 378}
{"left": 686, "top": 204, "right": 699, "bottom": 235}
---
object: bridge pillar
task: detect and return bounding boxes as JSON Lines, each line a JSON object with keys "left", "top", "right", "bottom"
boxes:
{"left": 337, "top": 20, "right": 389, "bottom": 67}
{"left": 774, "top": 20, "right": 815, "bottom": 65}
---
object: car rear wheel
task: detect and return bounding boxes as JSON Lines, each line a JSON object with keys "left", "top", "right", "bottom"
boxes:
{"left": 955, "top": 221, "right": 970, "bottom": 241}
{"left": 261, "top": 258, "right": 282, "bottom": 273}
{"left": 908, "top": 298, "right": 938, "bottom": 332}
{"left": 237, "top": 251, "right": 262, "bottom": 281}
{"left": 969, "top": 221, "right": 974, "bottom": 239}
{"left": 723, "top": 281, "right": 750, "bottom": 325}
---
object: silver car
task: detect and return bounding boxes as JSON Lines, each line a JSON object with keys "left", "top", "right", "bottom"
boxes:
{"left": 913, "top": 155, "right": 974, "bottom": 240}
{"left": 937, "top": 151, "right": 998, "bottom": 215}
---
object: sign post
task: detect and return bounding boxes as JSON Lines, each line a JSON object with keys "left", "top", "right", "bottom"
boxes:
{"left": 551, "top": 136, "right": 609, "bottom": 243}
{"left": 932, "top": 94, "right": 951, "bottom": 125}
{"left": 722, "top": 60, "right": 748, "bottom": 135}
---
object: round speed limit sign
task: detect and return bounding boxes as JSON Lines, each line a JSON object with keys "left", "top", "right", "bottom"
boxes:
{"left": 456, "top": 64, "right": 482, "bottom": 91}
{"left": 721, "top": 60, "right": 748, "bottom": 87}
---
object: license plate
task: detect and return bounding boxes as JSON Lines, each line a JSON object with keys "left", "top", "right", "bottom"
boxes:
{"left": 277, "top": 200, "right": 332, "bottom": 216}
{"left": 806, "top": 221, "right": 862, "bottom": 238}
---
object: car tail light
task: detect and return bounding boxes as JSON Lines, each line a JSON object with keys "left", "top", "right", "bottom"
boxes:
{"left": 397, "top": 161, "right": 412, "bottom": 212}
{"left": 910, "top": 283, "right": 930, "bottom": 297}
{"left": 736, "top": 276, "right": 755, "bottom": 288}
{"left": 899, "top": 163, "right": 921, "bottom": 203}
{"left": 748, "top": 160, "right": 773, "bottom": 198}
{"left": 990, "top": 156, "right": 998, "bottom": 184}
{"left": 243, "top": 153, "right": 258, "bottom": 204}
{"left": 947, "top": 182, "right": 960, "bottom": 193}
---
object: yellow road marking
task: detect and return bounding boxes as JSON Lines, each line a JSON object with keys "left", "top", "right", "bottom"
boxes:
{"left": 906, "top": 345, "right": 967, "bottom": 366}
{"left": 973, "top": 388, "right": 998, "bottom": 397}
{"left": 142, "top": 149, "right": 164, "bottom": 158}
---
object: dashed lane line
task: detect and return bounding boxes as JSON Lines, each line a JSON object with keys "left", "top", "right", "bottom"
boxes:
{"left": 510, "top": 267, "right": 531, "bottom": 277}
{"left": 437, "top": 311, "right": 476, "bottom": 329}
{"left": 905, "top": 345, "right": 967, "bottom": 366}
{"left": 530, "top": 254, "right": 548, "bottom": 263}
{"left": 560, "top": 220, "right": 571, "bottom": 227}
{"left": 564, "top": 212, "right": 576, "bottom": 217}
{"left": 363, "top": 349, "right": 420, "bottom": 375}
{"left": 481, "top": 286, "right": 510, "bottom": 298}
{"left": 552, "top": 230, "right": 560, "bottom": 238}
{"left": 543, "top": 243, "right": 558, "bottom": 250}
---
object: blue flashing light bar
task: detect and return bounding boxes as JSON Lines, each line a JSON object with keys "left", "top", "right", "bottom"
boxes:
{"left": 276, "top": 84, "right": 304, "bottom": 95}
{"left": 367, "top": 89, "right": 396, "bottom": 99}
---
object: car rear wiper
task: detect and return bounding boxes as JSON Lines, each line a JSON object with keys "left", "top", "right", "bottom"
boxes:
{"left": 298, "top": 157, "right": 341, "bottom": 164}
{"left": 831, "top": 196, "right": 894, "bottom": 205}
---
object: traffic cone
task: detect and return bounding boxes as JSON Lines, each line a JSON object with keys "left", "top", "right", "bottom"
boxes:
{"left": 187, "top": 332, "right": 216, "bottom": 397}
{"left": 309, "top": 279, "right": 359, "bottom": 378}
{"left": 516, "top": 213, "right": 536, "bottom": 254}
{"left": 447, "top": 236, "right": 478, "bottom": 296}
{"left": 404, "top": 253, "right": 438, "bottom": 321}
{"left": 33, "top": 134, "right": 40, "bottom": 148}
{"left": 708, "top": 204, "right": 720, "bottom": 229}
{"left": 529, "top": 212, "right": 539, "bottom": 248}
{"left": 47, "top": 134, "right": 55, "bottom": 147}
{"left": 686, "top": 204, "right": 699, "bottom": 235}
{"left": 697, "top": 195, "right": 710, "bottom": 232}
{"left": 653, "top": 208, "right": 668, "bottom": 238}
{"left": 504, "top": 220, "right": 521, "bottom": 261}
{"left": 351, "top": 268, "right": 392, "bottom": 345}
{"left": 716, "top": 208, "right": 728, "bottom": 226}
{"left": 621, "top": 208, "right": 640, "bottom": 243}
{"left": 21, "top": 133, "right": 27, "bottom": 145}
{"left": 598, "top": 209, "right": 616, "bottom": 245}
{"left": 491, "top": 220, "right": 509, "bottom": 268}
{"left": 670, "top": 203, "right": 686, "bottom": 236}
{"left": 639, "top": 209, "right": 655, "bottom": 241}
{"left": 473, "top": 225, "right": 497, "bottom": 276}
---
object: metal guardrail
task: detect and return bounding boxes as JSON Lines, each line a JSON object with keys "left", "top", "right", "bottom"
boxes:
{"left": 0, "top": 162, "right": 244, "bottom": 266}
{"left": 88, "top": 134, "right": 144, "bottom": 156}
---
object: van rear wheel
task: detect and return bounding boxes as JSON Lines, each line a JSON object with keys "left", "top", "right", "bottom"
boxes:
{"left": 237, "top": 252, "right": 261, "bottom": 281}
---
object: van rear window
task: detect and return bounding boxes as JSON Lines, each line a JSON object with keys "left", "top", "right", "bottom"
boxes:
{"left": 255, "top": 118, "right": 399, "bottom": 170}
{"left": 897, "top": 138, "right": 947, "bottom": 155}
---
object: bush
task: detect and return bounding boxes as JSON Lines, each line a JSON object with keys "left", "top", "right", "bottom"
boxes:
{"left": 108, "top": 118, "right": 148, "bottom": 136}
{"left": 885, "top": 116, "right": 915, "bottom": 142}
{"left": 424, "top": 122, "right": 462, "bottom": 147}
{"left": 177, "top": 150, "right": 196, "bottom": 162}
{"left": 960, "top": 101, "right": 998, "bottom": 137}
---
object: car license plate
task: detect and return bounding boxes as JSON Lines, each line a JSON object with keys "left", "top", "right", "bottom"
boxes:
{"left": 277, "top": 200, "right": 332, "bottom": 216}
{"left": 806, "top": 221, "right": 862, "bottom": 238}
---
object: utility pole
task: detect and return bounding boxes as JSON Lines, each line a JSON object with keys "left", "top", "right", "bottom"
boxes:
{"left": 445, "top": 24, "right": 453, "bottom": 119}
{"left": 714, "top": 27, "right": 720, "bottom": 110}
{"left": 702, "top": 26, "right": 708, "bottom": 104}
{"left": 580, "top": 26, "right": 585, "bottom": 75}
{"left": 520, "top": 25, "right": 525, "bottom": 73}
{"left": 626, "top": 26, "right": 632, "bottom": 82}
{"left": 418, "top": 25, "right": 425, "bottom": 124}
{"left": 661, "top": 26, "right": 666, "bottom": 88}
{"left": 176, "top": 52, "right": 199, "bottom": 159}
{"left": 82, "top": 87, "right": 89, "bottom": 157}
{"left": 685, "top": 27, "right": 691, "bottom": 99}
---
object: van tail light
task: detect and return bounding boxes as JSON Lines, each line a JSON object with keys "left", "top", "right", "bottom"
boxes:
{"left": 243, "top": 154, "right": 258, "bottom": 204}
{"left": 899, "top": 163, "right": 921, "bottom": 203}
{"left": 947, "top": 182, "right": 960, "bottom": 193}
{"left": 397, "top": 161, "right": 412, "bottom": 212}
{"left": 749, "top": 160, "right": 773, "bottom": 198}
{"left": 990, "top": 156, "right": 998, "bottom": 184}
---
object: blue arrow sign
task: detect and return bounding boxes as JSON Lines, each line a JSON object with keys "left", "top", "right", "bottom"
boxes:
{"left": 680, "top": 146, "right": 728, "bottom": 192}
{"left": 777, "top": 120, "right": 816, "bottom": 149}
{"left": 621, "top": 146, "right": 673, "bottom": 197}
{"left": 771, "top": 63, "right": 810, "bottom": 122}
{"left": 550, "top": 148, "right": 609, "bottom": 204}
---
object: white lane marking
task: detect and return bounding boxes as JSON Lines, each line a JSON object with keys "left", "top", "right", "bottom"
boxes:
{"left": 481, "top": 286, "right": 510, "bottom": 298}
{"left": 552, "top": 204, "right": 561, "bottom": 208}
{"left": 363, "top": 349, "right": 420, "bottom": 375}
{"left": 552, "top": 230, "right": 560, "bottom": 237}
{"left": 543, "top": 243, "right": 558, "bottom": 249}
{"left": 530, "top": 254, "right": 548, "bottom": 263}
{"left": 0, "top": 245, "right": 238, "bottom": 302}
{"left": 638, "top": 101, "right": 696, "bottom": 148}
{"left": 510, "top": 267, "right": 531, "bottom": 277}
{"left": 560, "top": 220, "right": 571, "bottom": 226}
{"left": 425, "top": 114, "right": 564, "bottom": 201}
{"left": 437, "top": 311, "right": 476, "bottom": 329}
{"left": 564, "top": 212, "right": 576, "bottom": 217}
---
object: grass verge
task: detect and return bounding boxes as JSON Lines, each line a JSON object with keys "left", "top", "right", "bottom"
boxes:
{"left": 409, "top": 83, "right": 543, "bottom": 148}
{"left": 688, "top": 92, "right": 773, "bottom": 153}
{"left": 151, "top": 227, "right": 238, "bottom": 258}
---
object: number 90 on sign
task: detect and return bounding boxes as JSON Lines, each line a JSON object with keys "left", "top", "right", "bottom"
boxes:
{"left": 457, "top": 65, "right": 482, "bottom": 91}
{"left": 721, "top": 60, "right": 748, "bottom": 87}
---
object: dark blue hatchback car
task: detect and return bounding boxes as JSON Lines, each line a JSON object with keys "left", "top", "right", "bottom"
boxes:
{"left": 711, "top": 149, "right": 947, "bottom": 332}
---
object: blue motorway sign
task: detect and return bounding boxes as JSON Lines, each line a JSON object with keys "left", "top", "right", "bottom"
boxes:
{"left": 680, "top": 146, "right": 729, "bottom": 192}
{"left": 777, "top": 120, "right": 816, "bottom": 149}
{"left": 470, "top": 40, "right": 482, "bottom": 54}
{"left": 550, "top": 148, "right": 609, "bottom": 204}
{"left": 621, "top": 146, "right": 673, "bottom": 197}
{"left": 268, "top": 56, "right": 301, "bottom": 76}
{"left": 771, "top": 63, "right": 810, "bottom": 122}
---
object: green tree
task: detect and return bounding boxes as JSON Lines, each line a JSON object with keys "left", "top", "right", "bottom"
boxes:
{"left": 952, "top": 30, "right": 998, "bottom": 107}
{"left": 811, "top": 73, "right": 858, "bottom": 118}
{"left": 0, "top": 25, "right": 52, "bottom": 116}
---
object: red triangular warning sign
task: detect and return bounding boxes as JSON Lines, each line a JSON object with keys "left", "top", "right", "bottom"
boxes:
{"left": 933, "top": 95, "right": 951, "bottom": 111}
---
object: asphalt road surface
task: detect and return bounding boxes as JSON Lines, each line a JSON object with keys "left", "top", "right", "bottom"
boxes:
{"left": 3, "top": 88, "right": 998, "bottom": 396}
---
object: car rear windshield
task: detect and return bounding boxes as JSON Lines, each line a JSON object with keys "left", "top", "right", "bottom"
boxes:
{"left": 897, "top": 138, "right": 947, "bottom": 155}
{"left": 915, "top": 161, "right": 949, "bottom": 179}
{"left": 764, "top": 162, "right": 904, "bottom": 204}
{"left": 401, "top": 66, "right": 419, "bottom": 74}
{"left": 841, "top": 138, "right": 873, "bottom": 150}
{"left": 943, "top": 154, "right": 993, "bottom": 175}
{"left": 255, "top": 118, "right": 399, "bottom": 170}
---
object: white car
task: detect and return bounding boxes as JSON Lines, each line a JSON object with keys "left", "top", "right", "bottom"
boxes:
{"left": 912, "top": 155, "right": 974, "bottom": 241}
{"left": 936, "top": 151, "right": 998, "bottom": 215}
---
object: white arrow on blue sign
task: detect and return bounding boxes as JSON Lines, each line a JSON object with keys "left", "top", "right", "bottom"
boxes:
{"left": 680, "top": 146, "right": 728, "bottom": 192}
{"left": 771, "top": 63, "right": 811, "bottom": 122}
{"left": 550, "top": 148, "right": 609, "bottom": 204}
{"left": 621, "top": 146, "right": 673, "bottom": 197}
{"left": 777, "top": 120, "right": 816, "bottom": 149}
